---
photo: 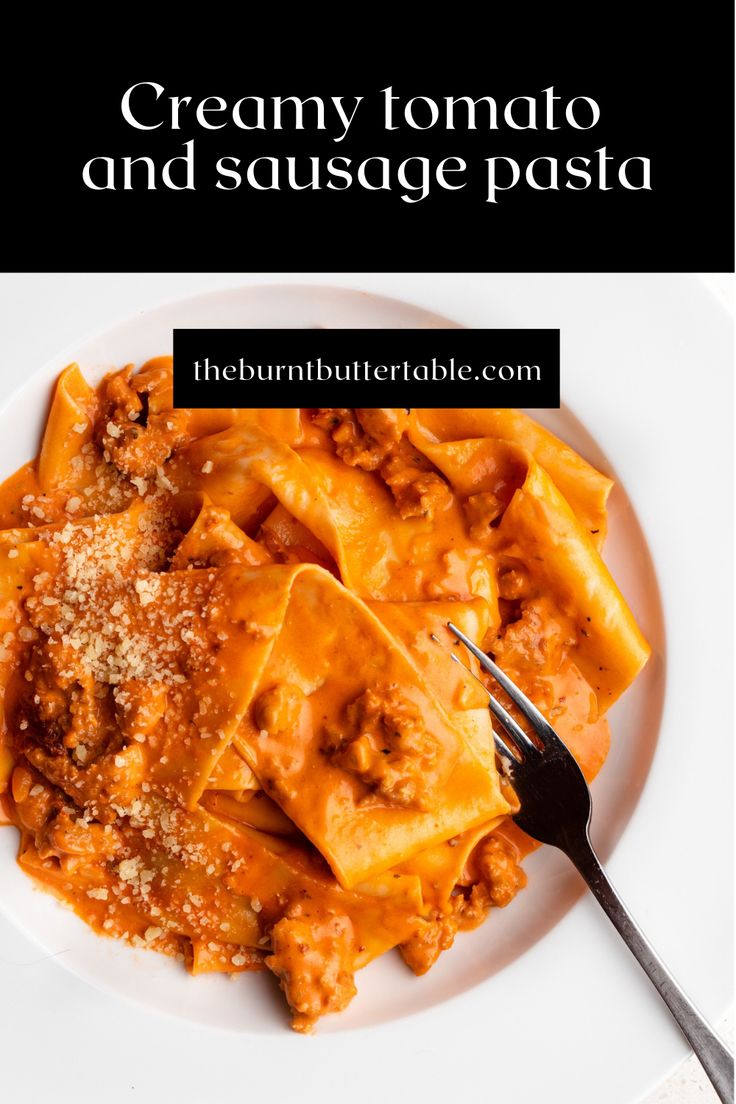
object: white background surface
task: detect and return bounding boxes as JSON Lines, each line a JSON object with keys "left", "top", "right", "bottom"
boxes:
{"left": 641, "top": 271, "right": 733, "bottom": 1103}
{"left": 0, "top": 273, "right": 731, "bottom": 1103}
{"left": 0, "top": 282, "right": 669, "bottom": 1037}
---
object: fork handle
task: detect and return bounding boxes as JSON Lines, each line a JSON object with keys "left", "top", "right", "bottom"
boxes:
{"left": 566, "top": 833, "right": 733, "bottom": 1104}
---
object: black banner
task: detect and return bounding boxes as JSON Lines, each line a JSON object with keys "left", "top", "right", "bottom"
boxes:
{"left": 172, "top": 328, "right": 560, "bottom": 408}
{"left": 2, "top": 13, "right": 733, "bottom": 273}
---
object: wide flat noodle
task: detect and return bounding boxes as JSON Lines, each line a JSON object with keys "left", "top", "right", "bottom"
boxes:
{"left": 170, "top": 496, "right": 273, "bottom": 569}
{"left": 185, "top": 407, "right": 303, "bottom": 445}
{"left": 413, "top": 436, "right": 650, "bottom": 708}
{"left": 297, "top": 449, "right": 494, "bottom": 601}
{"left": 0, "top": 361, "right": 651, "bottom": 1032}
{"left": 38, "top": 364, "right": 96, "bottom": 492}
{"left": 394, "top": 817, "right": 506, "bottom": 912}
{"left": 177, "top": 423, "right": 494, "bottom": 602}
{"left": 226, "top": 563, "right": 508, "bottom": 887}
{"left": 369, "top": 598, "right": 497, "bottom": 770}
{"left": 210, "top": 812, "right": 424, "bottom": 969}
{"left": 408, "top": 407, "right": 612, "bottom": 546}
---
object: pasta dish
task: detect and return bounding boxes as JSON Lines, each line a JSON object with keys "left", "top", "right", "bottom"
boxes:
{"left": 0, "top": 359, "right": 650, "bottom": 1030}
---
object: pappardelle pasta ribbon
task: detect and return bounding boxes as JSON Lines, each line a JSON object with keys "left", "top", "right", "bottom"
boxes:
{"left": 0, "top": 362, "right": 649, "bottom": 1031}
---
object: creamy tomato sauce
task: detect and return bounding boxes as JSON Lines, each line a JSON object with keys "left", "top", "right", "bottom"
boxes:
{"left": 0, "top": 363, "right": 649, "bottom": 1030}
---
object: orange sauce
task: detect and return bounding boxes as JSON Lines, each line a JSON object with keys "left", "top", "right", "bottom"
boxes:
{"left": 0, "top": 364, "right": 649, "bottom": 1030}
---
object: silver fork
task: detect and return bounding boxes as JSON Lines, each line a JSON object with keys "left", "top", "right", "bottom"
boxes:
{"left": 444, "top": 621, "right": 734, "bottom": 1104}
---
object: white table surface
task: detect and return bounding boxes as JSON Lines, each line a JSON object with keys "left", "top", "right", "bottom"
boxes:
{"left": 642, "top": 270, "right": 733, "bottom": 1103}
{"left": 0, "top": 272, "right": 731, "bottom": 1103}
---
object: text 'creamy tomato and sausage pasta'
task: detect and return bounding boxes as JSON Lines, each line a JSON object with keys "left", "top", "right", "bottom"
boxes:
{"left": 0, "top": 360, "right": 649, "bottom": 1031}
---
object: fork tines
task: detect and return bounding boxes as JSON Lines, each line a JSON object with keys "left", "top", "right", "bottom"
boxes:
{"left": 443, "top": 621, "right": 568, "bottom": 763}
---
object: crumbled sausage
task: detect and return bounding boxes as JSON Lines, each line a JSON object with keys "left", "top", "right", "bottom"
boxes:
{"left": 475, "top": 834, "right": 527, "bottom": 908}
{"left": 494, "top": 597, "right": 578, "bottom": 675}
{"left": 17, "top": 644, "right": 111, "bottom": 760}
{"left": 97, "top": 366, "right": 190, "bottom": 479}
{"left": 399, "top": 912, "right": 457, "bottom": 975}
{"left": 323, "top": 686, "right": 439, "bottom": 809}
{"left": 497, "top": 566, "right": 532, "bottom": 601}
{"left": 453, "top": 882, "right": 493, "bottom": 927}
{"left": 265, "top": 907, "right": 357, "bottom": 1032}
{"left": 253, "top": 684, "right": 307, "bottom": 735}
{"left": 463, "top": 490, "right": 505, "bottom": 540}
{"left": 312, "top": 408, "right": 388, "bottom": 470}
{"left": 313, "top": 409, "right": 451, "bottom": 520}
{"left": 354, "top": 408, "right": 409, "bottom": 447}
{"left": 380, "top": 440, "right": 452, "bottom": 520}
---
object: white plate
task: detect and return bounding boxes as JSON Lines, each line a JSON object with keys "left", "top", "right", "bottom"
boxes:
{"left": 0, "top": 276, "right": 731, "bottom": 1104}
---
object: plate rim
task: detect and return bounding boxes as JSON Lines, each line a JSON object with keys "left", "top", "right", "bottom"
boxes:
{"left": 0, "top": 274, "right": 730, "bottom": 1104}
